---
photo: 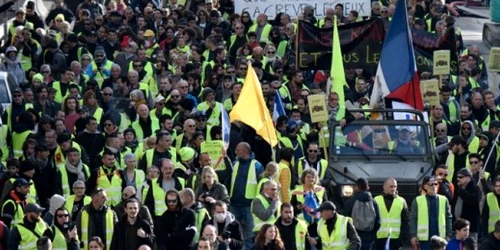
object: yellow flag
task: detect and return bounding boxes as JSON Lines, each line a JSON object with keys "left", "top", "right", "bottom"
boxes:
{"left": 330, "top": 15, "right": 347, "bottom": 108}
{"left": 229, "top": 64, "right": 278, "bottom": 147}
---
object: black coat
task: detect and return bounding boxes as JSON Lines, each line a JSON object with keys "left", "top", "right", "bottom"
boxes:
{"left": 110, "top": 216, "right": 155, "bottom": 250}
{"left": 208, "top": 214, "right": 244, "bottom": 250}
{"left": 452, "top": 180, "right": 482, "bottom": 232}
{"left": 155, "top": 207, "right": 196, "bottom": 250}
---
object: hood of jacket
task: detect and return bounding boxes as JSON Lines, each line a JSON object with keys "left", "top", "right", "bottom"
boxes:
{"left": 351, "top": 190, "right": 373, "bottom": 202}
{"left": 49, "top": 194, "right": 66, "bottom": 215}
{"left": 460, "top": 120, "right": 476, "bottom": 144}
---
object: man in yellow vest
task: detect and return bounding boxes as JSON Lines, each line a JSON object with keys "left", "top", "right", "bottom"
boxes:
{"left": 65, "top": 180, "right": 91, "bottom": 222}
{"left": 248, "top": 13, "right": 272, "bottom": 44}
{"left": 8, "top": 203, "right": 47, "bottom": 248}
{"left": 297, "top": 142, "right": 328, "bottom": 184}
{"left": 445, "top": 135, "right": 470, "bottom": 183}
{"left": 1, "top": 178, "right": 30, "bottom": 228}
{"left": 374, "top": 178, "right": 410, "bottom": 250}
{"left": 251, "top": 180, "right": 280, "bottom": 233}
{"left": 131, "top": 104, "right": 160, "bottom": 141}
{"left": 58, "top": 147, "right": 91, "bottom": 198}
{"left": 409, "top": 176, "right": 452, "bottom": 250}
{"left": 275, "top": 202, "right": 309, "bottom": 250}
{"left": 86, "top": 150, "right": 123, "bottom": 207}
{"left": 138, "top": 131, "right": 176, "bottom": 172}
{"left": 76, "top": 188, "right": 118, "bottom": 250}
{"left": 309, "top": 201, "right": 361, "bottom": 249}
{"left": 229, "top": 142, "right": 263, "bottom": 249}
{"left": 483, "top": 177, "right": 500, "bottom": 234}
{"left": 181, "top": 188, "right": 210, "bottom": 242}
{"left": 42, "top": 206, "right": 80, "bottom": 249}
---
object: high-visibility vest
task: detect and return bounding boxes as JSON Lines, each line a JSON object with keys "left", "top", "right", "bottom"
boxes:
{"left": 251, "top": 194, "right": 279, "bottom": 232}
{"left": 248, "top": 23, "right": 272, "bottom": 43}
{"left": 145, "top": 43, "right": 159, "bottom": 58}
{"left": 415, "top": 194, "right": 447, "bottom": 241}
{"left": 317, "top": 215, "right": 351, "bottom": 250}
{"left": 468, "top": 136, "right": 480, "bottom": 154}
{"left": 279, "top": 136, "right": 304, "bottom": 157}
{"left": 122, "top": 169, "right": 145, "bottom": 194}
{"left": 92, "top": 107, "right": 104, "bottom": 124}
{"left": 131, "top": 117, "right": 160, "bottom": 141}
{"left": 52, "top": 81, "right": 79, "bottom": 104}
{"left": 96, "top": 167, "right": 123, "bottom": 207}
{"left": 256, "top": 176, "right": 279, "bottom": 194}
{"left": 194, "top": 207, "right": 210, "bottom": 242}
{"left": 20, "top": 51, "right": 32, "bottom": 72}
{"left": 58, "top": 163, "right": 90, "bottom": 198}
{"left": 486, "top": 192, "right": 500, "bottom": 233}
{"left": 12, "top": 130, "right": 31, "bottom": 158}
{"left": 432, "top": 136, "right": 452, "bottom": 148}
{"left": 142, "top": 177, "right": 186, "bottom": 215}
{"left": 98, "top": 148, "right": 132, "bottom": 170}
{"left": 54, "top": 143, "right": 83, "bottom": 170}
{"left": 445, "top": 152, "right": 470, "bottom": 182}
{"left": 1, "top": 198, "right": 25, "bottom": 228}
{"left": 118, "top": 113, "right": 131, "bottom": 132}
{"left": 294, "top": 219, "right": 308, "bottom": 250}
{"left": 17, "top": 220, "right": 47, "bottom": 250}
{"left": 0, "top": 125, "right": 8, "bottom": 162}
{"left": 90, "top": 60, "right": 114, "bottom": 89}
{"left": 65, "top": 195, "right": 91, "bottom": 216}
{"left": 296, "top": 157, "right": 328, "bottom": 180}
{"left": 223, "top": 98, "right": 234, "bottom": 112}
{"left": 230, "top": 160, "right": 258, "bottom": 200}
{"left": 446, "top": 99, "right": 460, "bottom": 123}
{"left": 128, "top": 61, "right": 154, "bottom": 77}
{"left": 80, "top": 208, "right": 114, "bottom": 250}
{"left": 174, "top": 133, "right": 187, "bottom": 152}
{"left": 291, "top": 185, "right": 325, "bottom": 223}
{"left": 51, "top": 225, "right": 78, "bottom": 250}
{"left": 6, "top": 103, "right": 34, "bottom": 131}
{"left": 8, "top": 21, "right": 34, "bottom": 37}
{"left": 196, "top": 101, "right": 222, "bottom": 126}
{"left": 143, "top": 148, "right": 177, "bottom": 168}
{"left": 374, "top": 195, "right": 404, "bottom": 239}
{"left": 276, "top": 40, "right": 288, "bottom": 58}
{"left": 26, "top": 179, "right": 37, "bottom": 204}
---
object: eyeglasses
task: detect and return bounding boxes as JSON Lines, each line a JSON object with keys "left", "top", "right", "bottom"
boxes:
{"left": 166, "top": 199, "right": 177, "bottom": 204}
{"left": 239, "top": 67, "right": 247, "bottom": 70}
{"left": 103, "top": 93, "right": 112, "bottom": 96}
{"left": 436, "top": 129, "right": 445, "bottom": 132}
{"left": 133, "top": 64, "right": 143, "bottom": 68}
{"left": 95, "top": 55, "right": 104, "bottom": 58}
{"left": 227, "top": 71, "right": 235, "bottom": 74}
{"left": 469, "top": 161, "right": 479, "bottom": 164}
{"left": 171, "top": 95, "right": 180, "bottom": 98}
{"left": 13, "top": 95, "right": 22, "bottom": 97}
{"left": 457, "top": 175, "right": 465, "bottom": 179}
{"left": 308, "top": 150, "right": 318, "bottom": 153}
{"left": 57, "top": 214, "right": 69, "bottom": 218}
{"left": 41, "top": 71, "right": 50, "bottom": 74}
{"left": 381, "top": 11, "right": 388, "bottom": 13}
{"left": 179, "top": 86, "right": 188, "bottom": 89}
{"left": 427, "top": 183, "right": 438, "bottom": 186}
{"left": 268, "top": 51, "right": 276, "bottom": 54}
{"left": 104, "top": 123, "right": 113, "bottom": 127}
{"left": 462, "top": 127, "right": 471, "bottom": 130}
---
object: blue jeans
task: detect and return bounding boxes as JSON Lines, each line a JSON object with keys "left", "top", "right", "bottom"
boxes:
{"left": 358, "top": 231, "right": 374, "bottom": 250}
{"left": 230, "top": 205, "right": 254, "bottom": 250}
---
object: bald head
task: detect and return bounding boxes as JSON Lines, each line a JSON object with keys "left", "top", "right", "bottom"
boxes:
{"left": 383, "top": 178, "right": 397, "bottom": 196}
{"left": 122, "top": 186, "right": 137, "bottom": 200}
{"left": 138, "top": 104, "right": 149, "bottom": 119}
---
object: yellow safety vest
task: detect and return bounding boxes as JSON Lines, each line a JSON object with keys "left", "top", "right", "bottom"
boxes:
{"left": 251, "top": 194, "right": 279, "bottom": 232}
{"left": 143, "top": 148, "right": 177, "bottom": 168}
{"left": 248, "top": 23, "right": 272, "bottom": 43}
{"left": 194, "top": 207, "right": 210, "bottom": 242}
{"left": 65, "top": 195, "right": 91, "bottom": 217}
{"left": 317, "top": 215, "right": 351, "bottom": 250}
{"left": 92, "top": 108, "right": 104, "bottom": 124}
{"left": 17, "top": 220, "right": 47, "bottom": 250}
{"left": 131, "top": 117, "right": 160, "bottom": 141}
{"left": 123, "top": 169, "right": 145, "bottom": 195}
{"left": 8, "top": 21, "right": 34, "bottom": 37}
{"left": 118, "top": 113, "right": 131, "bottom": 132}
{"left": 54, "top": 143, "right": 83, "bottom": 170}
{"left": 80, "top": 208, "right": 114, "bottom": 250}
{"left": 52, "top": 81, "right": 79, "bottom": 104}
{"left": 296, "top": 157, "right": 327, "bottom": 180}
{"left": 128, "top": 61, "right": 154, "bottom": 78}
{"left": 90, "top": 60, "right": 114, "bottom": 89}
{"left": 145, "top": 43, "right": 159, "bottom": 58}
{"left": 26, "top": 179, "right": 37, "bottom": 204}
{"left": 6, "top": 103, "right": 34, "bottom": 132}
{"left": 415, "top": 194, "right": 447, "bottom": 241}
{"left": 486, "top": 192, "right": 500, "bottom": 233}
{"left": 12, "top": 130, "right": 31, "bottom": 158}
{"left": 142, "top": 177, "right": 186, "bottom": 216}
{"left": 1, "top": 199, "right": 25, "bottom": 228}
{"left": 96, "top": 167, "right": 123, "bottom": 207}
{"left": 230, "top": 160, "right": 258, "bottom": 200}
{"left": 374, "top": 195, "right": 404, "bottom": 239}
{"left": 468, "top": 136, "right": 480, "bottom": 154}
{"left": 196, "top": 101, "right": 222, "bottom": 126}
{"left": 291, "top": 185, "right": 325, "bottom": 223}
{"left": 58, "top": 163, "right": 90, "bottom": 198}
{"left": 445, "top": 152, "right": 469, "bottom": 182}
{"left": 279, "top": 136, "right": 304, "bottom": 155}
{"left": 294, "top": 219, "right": 308, "bottom": 250}
{"left": 51, "top": 225, "right": 78, "bottom": 250}
{"left": 0, "top": 125, "right": 7, "bottom": 163}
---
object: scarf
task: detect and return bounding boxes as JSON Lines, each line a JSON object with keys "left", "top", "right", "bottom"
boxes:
{"left": 65, "top": 160, "right": 86, "bottom": 181}
{"left": 29, "top": 155, "right": 48, "bottom": 170}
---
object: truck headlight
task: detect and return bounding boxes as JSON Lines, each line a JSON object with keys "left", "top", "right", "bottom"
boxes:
{"left": 341, "top": 185, "right": 355, "bottom": 197}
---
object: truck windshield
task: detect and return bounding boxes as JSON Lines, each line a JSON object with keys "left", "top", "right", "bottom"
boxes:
{"left": 331, "top": 123, "right": 429, "bottom": 156}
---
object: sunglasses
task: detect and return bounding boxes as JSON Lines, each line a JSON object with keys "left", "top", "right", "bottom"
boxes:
{"left": 104, "top": 123, "right": 113, "bottom": 127}
{"left": 469, "top": 161, "right": 479, "bottom": 164}
{"left": 462, "top": 127, "right": 471, "bottom": 130}
{"left": 240, "top": 67, "right": 247, "bottom": 70}
{"left": 103, "top": 93, "right": 112, "bottom": 96}
{"left": 457, "top": 175, "right": 466, "bottom": 179}
{"left": 41, "top": 71, "right": 50, "bottom": 73}
{"left": 57, "top": 214, "right": 69, "bottom": 218}
{"left": 227, "top": 71, "right": 235, "bottom": 74}
{"left": 13, "top": 95, "right": 22, "bottom": 97}
{"left": 133, "top": 64, "right": 143, "bottom": 67}
{"left": 268, "top": 51, "right": 276, "bottom": 54}
{"left": 427, "top": 183, "right": 438, "bottom": 186}
{"left": 171, "top": 95, "right": 180, "bottom": 98}
{"left": 166, "top": 199, "right": 177, "bottom": 204}
{"left": 308, "top": 150, "right": 318, "bottom": 153}
{"left": 436, "top": 129, "right": 445, "bottom": 132}
{"left": 56, "top": 19, "right": 62, "bottom": 22}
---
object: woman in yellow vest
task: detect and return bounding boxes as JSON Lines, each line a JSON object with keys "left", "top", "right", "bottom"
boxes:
{"left": 82, "top": 90, "right": 104, "bottom": 125}
{"left": 291, "top": 168, "right": 326, "bottom": 224}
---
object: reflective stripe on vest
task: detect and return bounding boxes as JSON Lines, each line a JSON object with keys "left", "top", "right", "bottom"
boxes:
{"left": 65, "top": 195, "right": 91, "bottom": 217}
{"left": 96, "top": 168, "right": 122, "bottom": 207}
{"left": 194, "top": 208, "right": 209, "bottom": 242}
{"left": 317, "top": 215, "right": 350, "bottom": 249}
{"left": 295, "top": 219, "right": 308, "bottom": 250}
{"left": 416, "top": 194, "right": 447, "bottom": 241}
{"left": 445, "top": 152, "right": 470, "bottom": 182}
{"left": 487, "top": 192, "right": 500, "bottom": 233}
{"left": 197, "top": 102, "right": 222, "bottom": 126}
{"left": 131, "top": 117, "right": 160, "bottom": 141}
{"left": 58, "top": 163, "right": 90, "bottom": 198}
{"left": 297, "top": 157, "right": 327, "bottom": 180}
{"left": 141, "top": 178, "right": 167, "bottom": 216}
{"left": 81, "top": 208, "right": 114, "bottom": 250}
{"left": 2, "top": 199, "right": 24, "bottom": 228}
{"left": 374, "top": 195, "right": 404, "bottom": 239}
{"left": 251, "top": 194, "right": 279, "bottom": 232}
{"left": 230, "top": 160, "right": 258, "bottom": 199}
{"left": 12, "top": 130, "right": 31, "bottom": 158}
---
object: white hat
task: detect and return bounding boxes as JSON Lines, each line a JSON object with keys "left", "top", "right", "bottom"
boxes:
{"left": 154, "top": 95, "right": 165, "bottom": 103}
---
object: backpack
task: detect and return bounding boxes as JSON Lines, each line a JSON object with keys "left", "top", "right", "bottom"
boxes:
{"left": 351, "top": 199, "right": 376, "bottom": 232}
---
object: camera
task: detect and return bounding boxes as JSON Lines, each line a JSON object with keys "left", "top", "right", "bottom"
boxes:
{"left": 220, "top": 230, "right": 231, "bottom": 239}
{"left": 63, "top": 222, "right": 76, "bottom": 231}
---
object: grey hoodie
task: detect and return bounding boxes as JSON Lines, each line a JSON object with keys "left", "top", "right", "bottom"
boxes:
{"left": 1, "top": 56, "right": 26, "bottom": 87}
{"left": 43, "top": 194, "right": 66, "bottom": 225}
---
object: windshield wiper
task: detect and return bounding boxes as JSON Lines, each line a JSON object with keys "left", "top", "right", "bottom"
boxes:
{"left": 376, "top": 147, "right": 408, "bottom": 161}
{"left": 349, "top": 145, "right": 371, "bottom": 161}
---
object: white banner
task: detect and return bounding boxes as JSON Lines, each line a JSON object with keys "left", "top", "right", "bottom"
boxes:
{"left": 235, "top": 0, "right": 372, "bottom": 20}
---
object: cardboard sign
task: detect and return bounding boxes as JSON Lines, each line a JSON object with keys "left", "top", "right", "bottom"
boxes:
{"left": 489, "top": 47, "right": 500, "bottom": 72}
{"left": 420, "top": 79, "right": 440, "bottom": 107}
{"left": 308, "top": 94, "right": 329, "bottom": 123}
{"left": 200, "top": 140, "right": 225, "bottom": 169}
{"left": 433, "top": 50, "right": 450, "bottom": 75}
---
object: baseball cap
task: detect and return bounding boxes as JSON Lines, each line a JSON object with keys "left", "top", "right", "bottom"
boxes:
{"left": 316, "top": 201, "right": 336, "bottom": 212}
{"left": 456, "top": 168, "right": 472, "bottom": 178}
{"left": 13, "top": 178, "right": 32, "bottom": 188}
{"left": 398, "top": 126, "right": 411, "bottom": 132}
{"left": 25, "top": 203, "right": 45, "bottom": 214}
{"left": 490, "top": 120, "right": 500, "bottom": 129}
{"left": 287, "top": 119, "right": 304, "bottom": 129}
{"left": 12, "top": 87, "right": 22, "bottom": 94}
{"left": 154, "top": 95, "right": 165, "bottom": 103}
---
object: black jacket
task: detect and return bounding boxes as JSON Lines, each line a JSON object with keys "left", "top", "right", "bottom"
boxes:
{"left": 207, "top": 212, "right": 244, "bottom": 250}
{"left": 451, "top": 180, "right": 482, "bottom": 232}
{"left": 343, "top": 191, "right": 381, "bottom": 234}
{"left": 155, "top": 206, "right": 196, "bottom": 250}
{"left": 74, "top": 130, "right": 105, "bottom": 171}
{"left": 42, "top": 224, "right": 80, "bottom": 250}
{"left": 479, "top": 233, "right": 500, "bottom": 250}
{"left": 110, "top": 215, "right": 155, "bottom": 250}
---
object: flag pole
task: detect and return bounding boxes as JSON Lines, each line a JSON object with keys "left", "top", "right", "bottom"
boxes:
{"left": 478, "top": 131, "right": 500, "bottom": 185}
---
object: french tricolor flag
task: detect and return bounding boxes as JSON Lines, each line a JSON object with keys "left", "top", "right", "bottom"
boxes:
{"left": 273, "top": 90, "right": 286, "bottom": 122}
{"left": 369, "top": 0, "right": 424, "bottom": 111}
